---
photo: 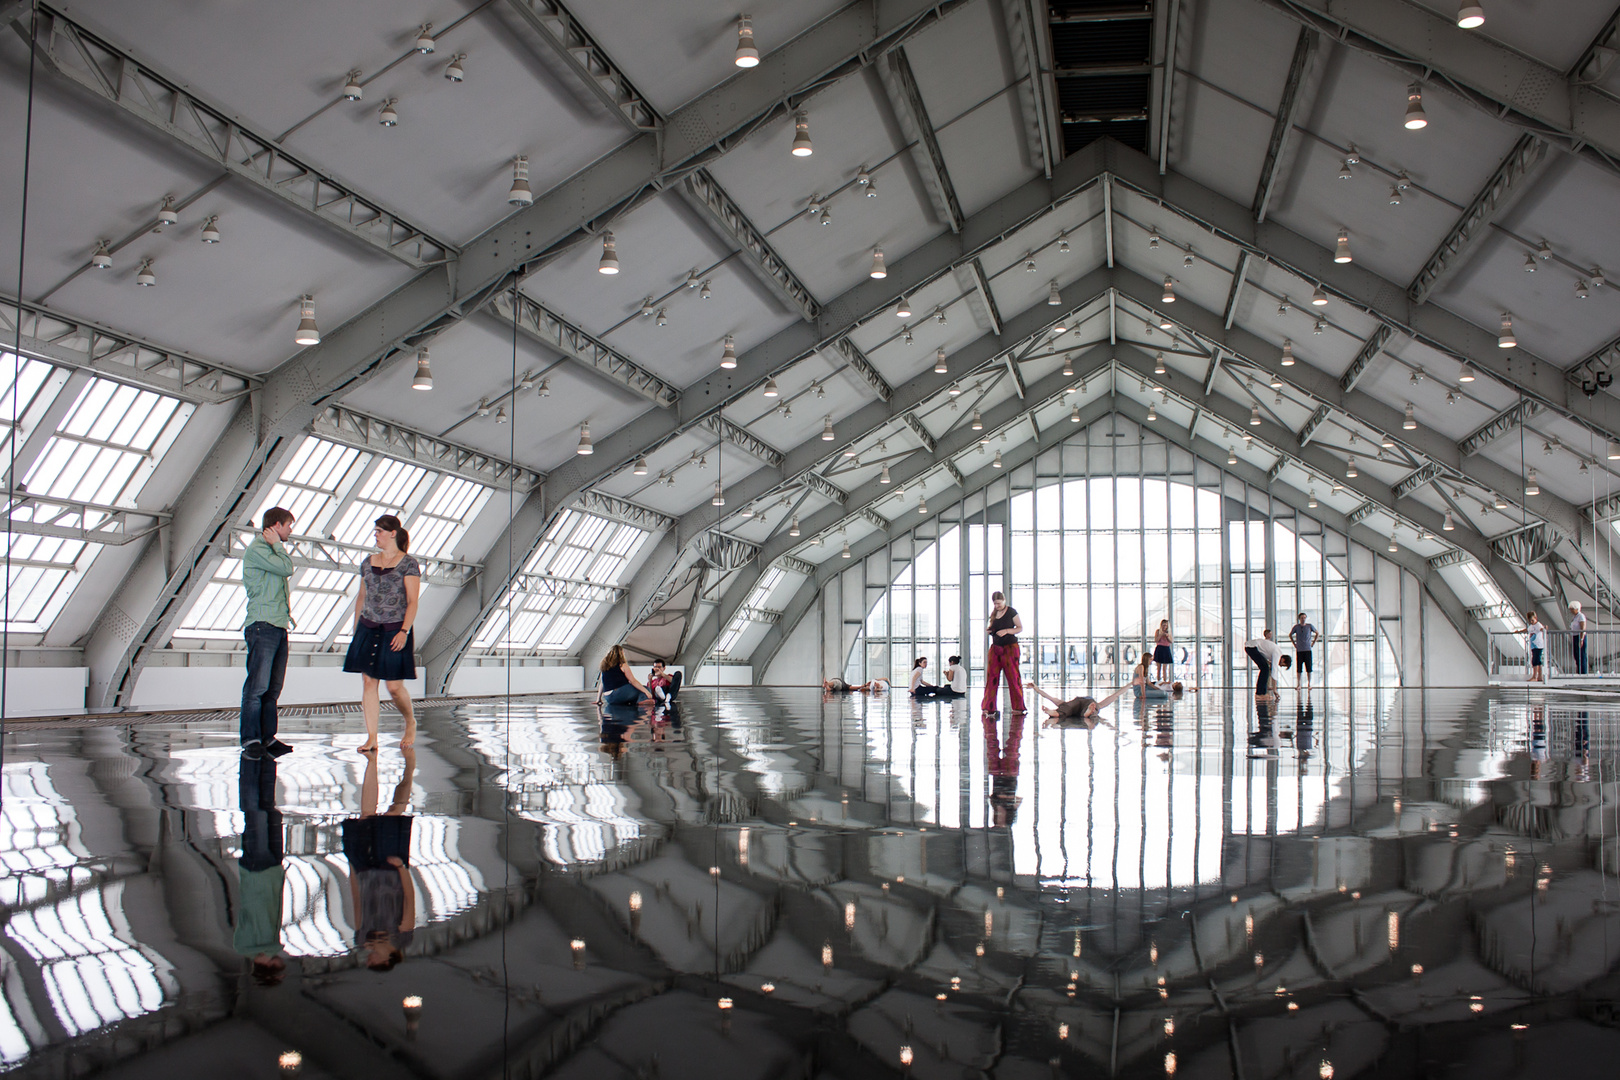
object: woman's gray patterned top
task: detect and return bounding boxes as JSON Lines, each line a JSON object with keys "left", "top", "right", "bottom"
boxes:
{"left": 358, "top": 555, "right": 420, "bottom": 626}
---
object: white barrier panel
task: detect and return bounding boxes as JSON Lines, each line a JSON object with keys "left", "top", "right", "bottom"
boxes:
{"left": 1, "top": 667, "right": 89, "bottom": 716}
{"left": 131, "top": 666, "right": 425, "bottom": 710}
{"left": 447, "top": 666, "right": 585, "bottom": 695}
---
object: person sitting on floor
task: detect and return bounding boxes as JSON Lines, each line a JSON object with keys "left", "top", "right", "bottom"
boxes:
{"left": 909, "top": 656, "right": 950, "bottom": 699}
{"left": 940, "top": 655, "right": 968, "bottom": 698}
{"left": 647, "top": 659, "right": 682, "bottom": 703}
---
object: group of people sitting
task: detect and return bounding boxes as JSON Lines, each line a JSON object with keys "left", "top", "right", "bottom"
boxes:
{"left": 906, "top": 655, "right": 969, "bottom": 699}
{"left": 595, "top": 645, "right": 683, "bottom": 708}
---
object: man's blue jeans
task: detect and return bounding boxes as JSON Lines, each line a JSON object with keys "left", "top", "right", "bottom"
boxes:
{"left": 241, "top": 622, "right": 289, "bottom": 745}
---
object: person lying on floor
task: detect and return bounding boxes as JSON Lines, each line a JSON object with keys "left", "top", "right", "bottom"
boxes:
{"left": 823, "top": 676, "right": 889, "bottom": 693}
{"left": 1030, "top": 681, "right": 1134, "bottom": 728}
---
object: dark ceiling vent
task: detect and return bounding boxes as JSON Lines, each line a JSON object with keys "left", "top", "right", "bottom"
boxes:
{"left": 1048, "top": 1, "right": 1154, "bottom": 154}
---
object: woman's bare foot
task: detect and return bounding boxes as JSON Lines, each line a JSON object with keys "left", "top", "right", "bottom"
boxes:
{"left": 357, "top": 741, "right": 379, "bottom": 754}
{"left": 399, "top": 729, "right": 416, "bottom": 749}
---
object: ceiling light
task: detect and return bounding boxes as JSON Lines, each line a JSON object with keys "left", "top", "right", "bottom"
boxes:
{"left": 135, "top": 258, "right": 156, "bottom": 287}
{"left": 1278, "top": 296, "right": 1291, "bottom": 317}
{"left": 739, "top": 506, "right": 754, "bottom": 519}
{"left": 713, "top": 334, "right": 736, "bottom": 370}
{"left": 949, "top": 383, "right": 962, "bottom": 396}
{"left": 896, "top": 295, "right": 912, "bottom": 318}
{"left": 1311, "top": 284, "right": 1328, "bottom": 307}
{"left": 1577, "top": 280, "right": 1591, "bottom": 299}
{"left": 1024, "top": 252, "right": 1037, "bottom": 273}
{"left": 1418, "top": 526, "right": 1429, "bottom": 541}
{"left": 1183, "top": 252, "right": 1195, "bottom": 268}
{"left": 1380, "top": 430, "right": 1395, "bottom": 448}
{"left": 411, "top": 348, "right": 432, "bottom": 390}
{"left": 1334, "top": 230, "right": 1352, "bottom": 263}
{"left": 415, "top": 23, "right": 436, "bottom": 52}
{"left": 1403, "top": 402, "right": 1416, "bottom": 429}
{"left": 934, "top": 306, "right": 947, "bottom": 325}
{"left": 576, "top": 423, "right": 592, "bottom": 454}
{"left": 90, "top": 240, "right": 112, "bottom": 270}
{"left": 1155, "top": 353, "right": 1167, "bottom": 375}
{"left": 901, "top": 325, "right": 914, "bottom": 344}
{"left": 1148, "top": 231, "right": 1159, "bottom": 249}
{"left": 639, "top": 296, "right": 655, "bottom": 318}
{"left": 1313, "top": 319, "right": 1325, "bottom": 334}
{"left": 821, "top": 415, "right": 835, "bottom": 441}
{"left": 734, "top": 14, "right": 760, "bottom": 67}
{"left": 656, "top": 307, "right": 668, "bottom": 327}
{"left": 1146, "top": 401, "right": 1157, "bottom": 422}
{"left": 633, "top": 456, "right": 648, "bottom": 475}
{"left": 1536, "top": 240, "right": 1553, "bottom": 261}
{"left": 1061, "top": 357, "right": 1073, "bottom": 377}
{"left": 342, "top": 70, "right": 363, "bottom": 101}
{"left": 1344, "top": 143, "right": 1361, "bottom": 166}
{"left": 1582, "top": 460, "right": 1591, "bottom": 473}
{"left": 762, "top": 377, "right": 779, "bottom": 398}
{"left": 200, "top": 216, "right": 220, "bottom": 243}
{"left": 378, "top": 98, "right": 398, "bottom": 126}
{"left": 1389, "top": 185, "right": 1403, "bottom": 205}
{"left": 1157, "top": 312, "right": 1173, "bottom": 331}
{"left": 508, "top": 157, "right": 533, "bottom": 206}
{"left": 1404, "top": 83, "right": 1427, "bottom": 129}
{"left": 788, "top": 515, "right": 802, "bottom": 537}
{"left": 817, "top": 204, "right": 831, "bottom": 226}
{"left": 1457, "top": 2, "right": 1484, "bottom": 27}
{"left": 857, "top": 165, "right": 872, "bottom": 189}
{"left": 934, "top": 348, "right": 948, "bottom": 374}
{"left": 293, "top": 293, "right": 320, "bottom": 344}
{"left": 1458, "top": 362, "right": 1476, "bottom": 382}
{"left": 444, "top": 53, "right": 466, "bottom": 81}
{"left": 1308, "top": 490, "right": 1318, "bottom": 508}
{"left": 153, "top": 196, "right": 178, "bottom": 232}
{"left": 1493, "top": 493, "right": 1507, "bottom": 509}
{"left": 1446, "top": 388, "right": 1458, "bottom": 404}
{"left": 476, "top": 399, "right": 490, "bottom": 417}
{"left": 1592, "top": 266, "right": 1606, "bottom": 287}
{"left": 992, "top": 448, "right": 1006, "bottom": 469}
{"left": 917, "top": 496, "right": 927, "bottom": 515}
{"left": 841, "top": 539, "right": 851, "bottom": 558}
{"left": 1249, "top": 405, "right": 1261, "bottom": 426}
{"left": 1270, "top": 371, "right": 1283, "bottom": 389}
{"left": 1228, "top": 447, "right": 1238, "bottom": 465}
{"left": 713, "top": 481, "right": 725, "bottom": 507}
{"left": 1332, "top": 477, "right": 1343, "bottom": 492}
{"left": 1521, "top": 251, "right": 1541, "bottom": 274}
{"left": 1525, "top": 470, "right": 1540, "bottom": 496}
{"left": 1162, "top": 276, "right": 1176, "bottom": 303}
{"left": 869, "top": 247, "right": 887, "bottom": 279}
{"left": 1338, "top": 160, "right": 1353, "bottom": 181}
{"left": 598, "top": 232, "right": 619, "bottom": 274}
{"left": 1388, "top": 532, "right": 1399, "bottom": 553}
{"left": 1047, "top": 280, "right": 1062, "bottom": 307}
{"left": 1071, "top": 405, "right": 1081, "bottom": 423}
{"left": 879, "top": 463, "right": 892, "bottom": 485}
{"left": 791, "top": 111, "right": 812, "bottom": 156}
{"left": 495, "top": 404, "right": 508, "bottom": 424}
{"left": 971, "top": 408, "right": 983, "bottom": 431}
{"left": 843, "top": 443, "right": 857, "bottom": 458}
{"left": 1280, "top": 340, "right": 1295, "bottom": 366}
{"left": 1498, "top": 313, "right": 1515, "bottom": 348}
{"left": 700, "top": 279, "right": 712, "bottom": 300}
{"left": 1610, "top": 441, "right": 1620, "bottom": 460}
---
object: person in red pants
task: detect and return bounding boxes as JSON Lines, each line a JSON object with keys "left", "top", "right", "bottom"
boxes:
{"left": 981, "top": 590, "right": 1025, "bottom": 713}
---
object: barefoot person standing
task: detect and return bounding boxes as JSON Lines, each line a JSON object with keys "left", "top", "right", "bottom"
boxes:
{"left": 1289, "top": 613, "right": 1319, "bottom": 691}
{"left": 343, "top": 515, "right": 420, "bottom": 752}
{"left": 981, "top": 591, "right": 1026, "bottom": 714}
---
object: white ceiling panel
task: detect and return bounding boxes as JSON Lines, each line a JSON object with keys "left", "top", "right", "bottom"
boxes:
{"left": 1403, "top": 0, "right": 1614, "bottom": 71}
{"left": 935, "top": 94, "right": 1041, "bottom": 218}
{"left": 1166, "top": 77, "right": 1278, "bottom": 207}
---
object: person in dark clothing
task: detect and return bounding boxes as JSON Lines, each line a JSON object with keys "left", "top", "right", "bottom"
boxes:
{"left": 982, "top": 591, "right": 1025, "bottom": 713}
{"left": 909, "top": 657, "right": 949, "bottom": 699}
{"left": 240, "top": 506, "right": 297, "bottom": 760}
{"left": 597, "top": 644, "right": 651, "bottom": 706}
{"left": 982, "top": 710, "right": 1026, "bottom": 826}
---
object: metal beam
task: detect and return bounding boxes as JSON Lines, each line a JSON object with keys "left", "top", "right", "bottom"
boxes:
{"left": 1338, "top": 325, "right": 1394, "bottom": 394}
{"left": 700, "top": 415, "right": 784, "bottom": 469}
{"left": 1346, "top": 501, "right": 1379, "bottom": 525}
{"left": 1457, "top": 399, "right": 1544, "bottom": 458}
{"left": 1003, "top": 0, "right": 1061, "bottom": 178}
{"left": 0, "top": 294, "right": 257, "bottom": 404}
{"left": 1256, "top": 0, "right": 1620, "bottom": 173}
{"left": 967, "top": 259, "right": 1004, "bottom": 336}
{"left": 832, "top": 338, "right": 894, "bottom": 403}
{"left": 93, "top": 0, "right": 979, "bottom": 705}
{"left": 1155, "top": 0, "right": 1183, "bottom": 174}
{"left": 311, "top": 404, "right": 543, "bottom": 491}
{"left": 802, "top": 472, "right": 848, "bottom": 506}
{"left": 1392, "top": 462, "right": 1442, "bottom": 500}
{"left": 488, "top": 291, "right": 678, "bottom": 408}
{"left": 3, "top": 494, "right": 169, "bottom": 546}
{"left": 859, "top": 508, "right": 890, "bottom": 531}
{"left": 876, "top": 47, "right": 965, "bottom": 231}
{"left": 679, "top": 170, "right": 821, "bottom": 321}
{"left": 1298, "top": 404, "right": 1331, "bottom": 447}
{"left": 1252, "top": 27, "right": 1318, "bottom": 223}
{"left": 227, "top": 530, "right": 479, "bottom": 589}
{"left": 504, "top": 0, "right": 660, "bottom": 131}
{"left": 1223, "top": 253, "right": 1250, "bottom": 328}
{"left": 1408, "top": 134, "right": 1549, "bottom": 304}
{"left": 902, "top": 413, "right": 937, "bottom": 454}
{"left": 26, "top": 5, "right": 455, "bottom": 267}
{"left": 1430, "top": 548, "right": 1472, "bottom": 570}
{"left": 574, "top": 490, "right": 674, "bottom": 532}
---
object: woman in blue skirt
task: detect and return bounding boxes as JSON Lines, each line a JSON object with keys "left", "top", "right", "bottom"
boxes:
{"left": 343, "top": 515, "right": 420, "bottom": 753}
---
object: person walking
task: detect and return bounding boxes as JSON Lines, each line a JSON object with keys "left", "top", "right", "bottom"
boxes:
{"left": 1289, "top": 613, "right": 1320, "bottom": 691}
{"left": 1153, "top": 620, "right": 1174, "bottom": 682}
{"left": 343, "top": 515, "right": 420, "bottom": 753}
{"left": 982, "top": 591, "right": 1025, "bottom": 713}
{"left": 1569, "top": 602, "right": 1588, "bottom": 675}
{"left": 1525, "top": 611, "right": 1546, "bottom": 683}
{"left": 241, "top": 507, "right": 297, "bottom": 760}
{"left": 597, "top": 644, "right": 651, "bottom": 706}
{"left": 1244, "top": 629, "right": 1282, "bottom": 700}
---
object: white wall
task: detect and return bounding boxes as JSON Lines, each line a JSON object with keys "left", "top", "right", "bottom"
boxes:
{"left": 688, "top": 665, "right": 753, "bottom": 686}
{"left": 131, "top": 665, "right": 425, "bottom": 710}
{"left": 447, "top": 666, "right": 585, "bottom": 695}
{"left": 762, "top": 605, "right": 822, "bottom": 685}
{"left": 1, "top": 667, "right": 88, "bottom": 716}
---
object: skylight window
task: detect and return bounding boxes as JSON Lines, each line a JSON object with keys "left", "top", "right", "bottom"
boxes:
{"left": 715, "top": 567, "right": 788, "bottom": 656}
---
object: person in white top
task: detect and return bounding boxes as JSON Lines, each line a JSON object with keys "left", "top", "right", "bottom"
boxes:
{"left": 1243, "top": 630, "right": 1283, "bottom": 700}
{"left": 909, "top": 657, "right": 948, "bottom": 699}
{"left": 1524, "top": 611, "right": 1546, "bottom": 683}
{"left": 941, "top": 655, "right": 967, "bottom": 697}
{"left": 1569, "top": 602, "right": 1588, "bottom": 675}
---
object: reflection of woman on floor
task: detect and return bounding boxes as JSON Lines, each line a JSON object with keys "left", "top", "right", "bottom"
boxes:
{"left": 343, "top": 748, "right": 417, "bottom": 972}
{"left": 1031, "top": 682, "right": 1132, "bottom": 726}
{"left": 910, "top": 657, "right": 949, "bottom": 699}
{"left": 981, "top": 709, "right": 1026, "bottom": 826}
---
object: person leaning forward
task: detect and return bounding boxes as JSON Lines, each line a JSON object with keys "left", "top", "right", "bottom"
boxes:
{"left": 241, "top": 507, "right": 297, "bottom": 760}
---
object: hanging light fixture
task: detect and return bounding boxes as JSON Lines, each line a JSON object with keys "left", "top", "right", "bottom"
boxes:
{"left": 1404, "top": 83, "right": 1428, "bottom": 129}
{"left": 1311, "top": 283, "right": 1328, "bottom": 306}
{"left": 155, "top": 196, "right": 178, "bottom": 231}
{"left": 508, "top": 157, "right": 533, "bottom": 206}
{"left": 200, "top": 216, "right": 221, "bottom": 243}
{"left": 1388, "top": 531, "right": 1399, "bottom": 553}
{"left": 135, "top": 258, "right": 156, "bottom": 287}
{"left": 1346, "top": 456, "right": 1358, "bottom": 478}
{"left": 1457, "top": 2, "right": 1485, "bottom": 27}
{"left": 993, "top": 450, "right": 1003, "bottom": 468}
{"left": 821, "top": 415, "right": 834, "bottom": 441}
{"left": 841, "top": 539, "right": 851, "bottom": 558}
{"left": 495, "top": 404, "right": 508, "bottom": 424}
{"left": 342, "top": 70, "right": 363, "bottom": 100}
{"left": 1249, "top": 405, "right": 1261, "bottom": 426}
{"left": 1493, "top": 492, "right": 1508, "bottom": 509}
{"left": 1381, "top": 430, "right": 1395, "bottom": 448}
{"left": 791, "top": 110, "right": 812, "bottom": 156}
{"left": 720, "top": 335, "right": 737, "bottom": 369}
{"left": 444, "top": 53, "right": 466, "bottom": 82}
{"left": 1442, "top": 509, "right": 1455, "bottom": 531}
{"left": 1526, "top": 470, "right": 1540, "bottom": 496}
{"left": 656, "top": 307, "right": 668, "bottom": 327}
{"left": 1403, "top": 403, "right": 1416, "bottom": 430}
{"left": 1338, "top": 159, "right": 1354, "bottom": 181}
{"left": 1458, "top": 362, "right": 1476, "bottom": 382}
{"left": 415, "top": 23, "right": 436, "bottom": 52}
{"left": 1048, "top": 280, "right": 1062, "bottom": 306}
{"left": 971, "top": 408, "right": 983, "bottom": 430}
{"left": 762, "top": 377, "right": 779, "bottom": 397}
{"left": 1308, "top": 490, "right": 1318, "bottom": 508}
{"left": 90, "top": 240, "right": 112, "bottom": 270}
{"left": 1162, "top": 276, "right": 1176, "bottom": 303}
{"left": 598, "top": 231, "right": 619, "bottom": 274}
{"left": 294, "top": 296, "right": 320, "bottom": 345}
{"left": 1024, "top": 252, "right": 1037, "bottom": 273}
{"left": 1054, "top": 312, "right": 1069, "bottom": 335}
{"left": 1281, "top": 340, "right": 1295, "bottom": 366}
{"left": 411, "top": 348, "right": 432, "bottom": 390}
{"left": 917, "top": 496, "right": 927, "bottom": 515}
{"left": 896, "top": 295, "right": 912, "bottom": 319}
{"left": 949, "top": 383, "right": 962, "bottom": 396}
{"left": 1062, "top": 357, "right": 1073, "bottom": 377}
{"left": 1146, "top": 401, "right": 1157, "bottom": 422}
{"left": 1332, "top": 477, "right": 1343, "bottom": 492}
{"left": 1498, "top": 313, "right": 1515, "bottom": 348}
{"left": 1148, "top": 231, "right": 1159, "bottom": 249}
{"left": 1228, "top": 446, "right": 1238, "bottom": 465}
{"left": 789, "top": 516, "right": 800, "bottom": 536}
{"left": 734, "top": 14, "right": 760, "bottom": 67}
{"left": 934, "top": 348, "right": 948, "bottom": 374}
{"left": 1158, "top": 312, "right": 1174, "bottom": 331}
{"left": 1270, "top": 371, "right": 1283, "bottom": 390}
{"left": 576, "top": 423, "right": 593, "bottom": 455}
{"left": 869, "top": 247, "right": 887, "bottom": 279}
{"left": 633, "top": 456, "right": 648, "bottom": 476}
{"left": 1155, "top": 353, "right": 1167, "bottom": 375}
{"left": 712, "top": 480, "right": 725, "bottom": 507}
{"left": 1389, "top": 184, "right": 1403, "bottom": 205}
{"left": 1070, "top": 405, "right": 1081, "bottom": 423}
{"left": 1334, "top": 229, "right": 1352, "bottom": 263}
{"left": 880, "top": 464, "right": 891, "bottom": 484}
{"left": 378, "top": 98, "right": 399, "bottom": 126}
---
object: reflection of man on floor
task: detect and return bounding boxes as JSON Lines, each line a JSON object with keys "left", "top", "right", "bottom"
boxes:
{"left": 982, "top": 710, "right": 1026, "bottom": 826}
{"left": 235, "top": 756, "right": 286, "bottom": 985}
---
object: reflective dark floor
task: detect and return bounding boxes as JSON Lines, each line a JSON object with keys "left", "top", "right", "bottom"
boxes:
{"left": 3, "top": 686, "right": 1620, "bottom": 1077}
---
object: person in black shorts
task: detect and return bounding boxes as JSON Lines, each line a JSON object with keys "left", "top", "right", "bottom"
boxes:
{"left": 1289, "top": 613, "right": 1319, "bottom": 691}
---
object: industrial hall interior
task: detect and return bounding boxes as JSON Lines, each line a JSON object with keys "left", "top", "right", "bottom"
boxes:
{"left": 8, "top": 0, "right": 1620, "bottom": 1076}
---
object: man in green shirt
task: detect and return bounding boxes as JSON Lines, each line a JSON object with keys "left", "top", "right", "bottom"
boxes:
{"left": 241, "top": 507, "right": 296, "bottom": 759}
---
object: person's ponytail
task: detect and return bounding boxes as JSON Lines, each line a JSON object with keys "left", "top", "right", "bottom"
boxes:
{"left": 374, "top": 514, "right": 410, "bottom": 553}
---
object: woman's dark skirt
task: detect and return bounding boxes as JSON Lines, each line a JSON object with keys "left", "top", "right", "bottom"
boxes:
{"left": 343, "top": 623, "right": 417, "bottom": 681}
{"left": 1153, "top": 644, "right": 1174, "bottom": 664}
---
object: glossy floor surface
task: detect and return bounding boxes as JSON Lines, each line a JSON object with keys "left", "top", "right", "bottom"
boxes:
{"left": 3, "top": 686, "right": 1620, "bottom": 1078}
